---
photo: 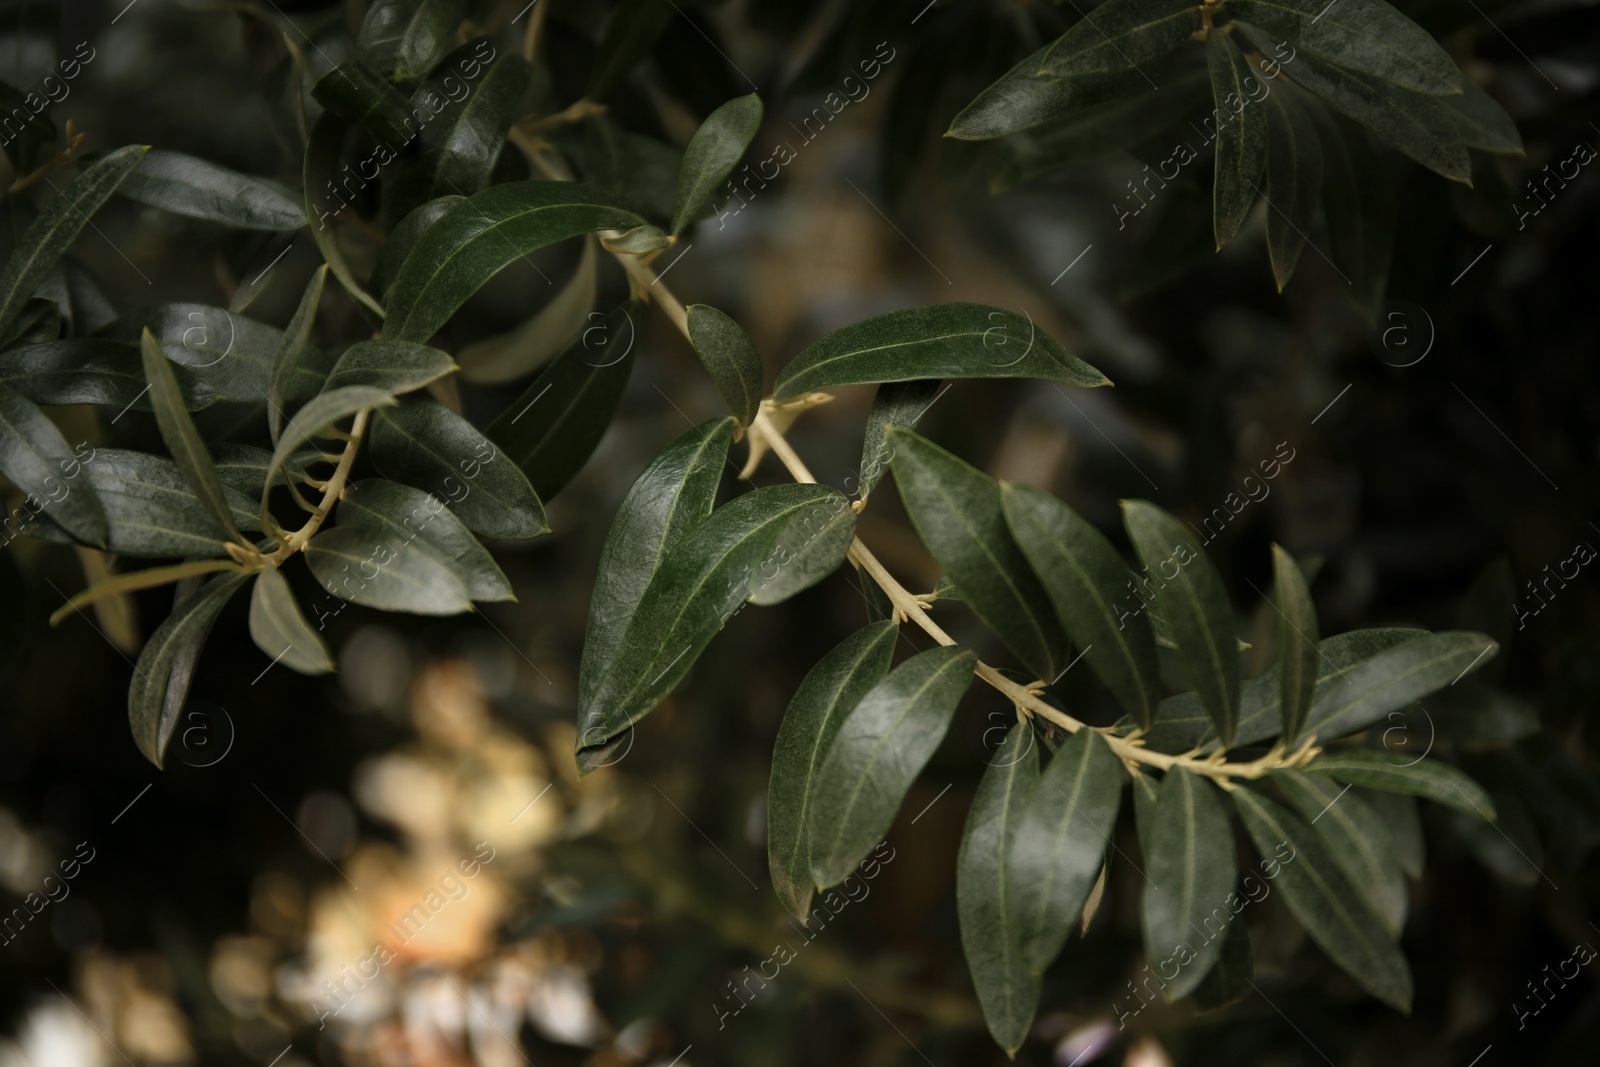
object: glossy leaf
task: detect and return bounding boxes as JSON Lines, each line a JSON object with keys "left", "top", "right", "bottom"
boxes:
{"left": 744, "top": 493, "right": 855, "bottom": 606}
{"left": 417, "top": 40, "right": 531, "bottom": 198}
{"left": 1272, "top": 545, "right": 1319, "bottom": 745}
{"left": 891, "top": 429, "right": 1068, "bottom": 681}
{"left": 0, "top": 384, "right": 107, "bottom": 545}
{"left": 132, "top": 303, "right": 313, "bottom": 402}
{"left": 457, "top": 237, "right": 597, "bottom": 385}
{"left": 268, "top": 265, "right": 328, "bottom": 445}
{"left": 374, "top": 196, "right": 461, "bottom": 298}
{"left": 128, "top": 572, "right": 250, "bottom": 767}
{"left": 1440, "top": 77, "right": 1524, "bottom": 155}
{"left": 1276, "top": 769, "right": 1406, "bottom": 936}
{"left": 0, "top": 144, "right": 147, "bottom": 341}
{"left": 686, "top": 304, "right": 763, "bottom": 426}
{"left": 1122, "top": 500, "right": 1239, "bottom": 745}
{"left": 369, "top": 400, "right": 546, "bottom": 541}
{"left": 552, "top": 117, "right": 681, "bottom": 223}
{"left": 381, "top": 181, "right": 644, "bottom": 343}
{"left": 1296, "top": 631, "right": 1497, "bottom": 743}
{"left": 1229, "top": 0, "right": 1460, "bottom": 95}
{"left": 358, "top": 0, "right": 463, "bottom": 84}
{"left": 1304, "top": 750, "right": 1496, "bottom": 820}
{"left": 322, "top": 339, "right": 456, "bottom": 395}
{"left": 857, "top": 379, "right": 941, "bottom": 505}
{"left": 141, "top": 328, "right": 243, "bottom": 544}
{"left": 1003, "top": 483, "right": 1163, "bottom": 728}
{"left": 1263, "top": 86, "right": 1324, "bottom": 289}
{"left": 775, "top": 303, "right": 1107, "bottom": 399}
{"left": 303, "top": 113, "right": 386, "bottom": 318}
{"left": 769, "top": 622, "right": 897, "bottom": 918}
{"left": 808, "top": 645, "right": 977, "bottom": 887}
{"left": 1141, "top": 768, "right": 1237, "bottom": 999}
{"left": 1040, "top": 0, "right": 1202, "bottom": 77}
{"left": 0, "top": 339, "right": 214, "bottom": 411}
{"left": 248, "top": 564, "right": 334, "bottom": 674}
{"left": 119, "top": 149, "right": 305, "bottom": 230}
{"left": 264, "top": 386, "right": 396, "bottom": 523}
{"left": 949, "top": 45, "right": 1149, "bottom": 139}
{"left": 959, "top": 722, "right": 1042, "bottom": 1056}
{"left": 1011, "top": 727, "right": 1123, "bottom": 972}
{"left": 671, "top": 93, "right": 763, "bottom": 234}
{"left": 577, "top": 485, "right": 858, "bottom": 767}
{"left": 1232, "top": 787, "right": 1413, "bottom": 1012}
{"left": 311, "top": 61, "right": 414, "bottom": 145}
{"left": 1207, "top": 29, "right": 1268, "bottom": 249}
{"left": 305, "top": 478, "right": 512, "bottom": 615}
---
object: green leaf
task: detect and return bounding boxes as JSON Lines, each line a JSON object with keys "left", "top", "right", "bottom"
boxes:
{"left": 304, "top": 478, "right": 512, "bottom": 615}
{"left": 857, "top": 379, "right": 942, "bottom": 505}
{"left": 1228, "top": 0, "right": 1460, "bottom": 95}
{"left": 0, "top": 339, "right": 214, "bottom": 411}
{"left": 1232, "top": 787, "right": 1413, "bottom": 1012}
{"left": 0, "top": 384, "right": 107, "bottom": 545}
{"left": 1275, "top": 769, "right": 1406, "bottom": 936}
{"left": 1297, "top": 631, "right": 1498, "bottom": 743}
{"left": 1122, "top": 500, "right": 1239, "bottom": 745}
{"left": 368, "top": 399, "right": 546, "bottom": 541}
{"left": 550, "top": 117, "right": 682, "bottom": 224}
{"left": 416, "top": 39, "right": 532, "bottom": 198}
{"left": 769, "top": 622, "right": 898, "bottom": 919}
{"left": 1304, "top": 750, "right": 1496, "bottom": 821}
{"left": 485, "top": 309, "right": 637, "bottom": 502}
{"left": 311, "top": 61, "right": 414, "bottom": 145}
{"left": 890, "top": 429, "right": 1068, "bottom": 681}
{"left": 580, "top": 417, "right": 735, "bottom": 760}
{"left": 1140, "top": 768, "right": 1237, "bottom": 999}
{"left": 686, "top": 304, "right": 763, "bottom": 427}
{"left": 671, "top": 93, "right": 763, "bottom": 235}
{"left": 374, "top": 196, "right": 461, "bottom": 298}
{"left": 1365, "top": 789, "right": 1424, "bottom": 878}
{"left": 1011, "top": 727, "right": 1123, "bottom": 973}
{"left": 1272, "top": 545, "right": 1319, "bottom": 745}
{"left": 133, "top": 303, "right": 321, "bottom": 403}
{"left": 264, "top": 385, "right": 396, "bottom": 526}
{"left": 948, "top": 45, "right": 1150, "bottom": 139}
{"left": 1262, "top": 85, "right": 1324, "bottom": 289}
{"left": 457, "top": 237, "right": 597, "bottom": 385}
{"left": 0, "top": 144, "right": 147, "bottom": 341}
{"left": 1040, "top": 0, "right": 1203, "bottom": 77}
{"left": 808, "top": 645, "right": 977, "bottom": 887}
{"left": 358, "top": 0, "right": 463, "bottom": 84}
{"left": 1241, "top": 25, "right": 1470, "bottom": 184}
{"left": 248, "top": 564, "right": 334, "bottom": 674}
{"left": 381, "top": 181, "right": 645, "bottom": 343}
{"left": 269, "top": 265, "right": 328, "bottom": 446}
{"left": 958, "top": 722, "right": 1042, "bottom": 1056}
{"left": 323, "top": 339, "right": 456, "bottom": 396}
{"left": 1440, "top": 77, "right": 1524, "bottom": 155}
{"left": 745, "top": 493, "right": 855, "bottom": 607}
{"left": 1191, "top": 916, "right": 1254, "bottom": 1012}
{"left": 118, "top": 149, "right": 305, "bottom": 230}
{"left": 775, "top": 303, "right": 1107, "bottom": 400}
{"left": 1003, "top": 483, "right": 1163, "bottom": 728}
{"left": 601, "top": 224, "right": 671, "bottom": 255}
{"left": 303, "top": 113, "right": 386, "bottom": 318}
{"left": 1206, "top": 29, "right": 1268, "bottom": 249}
{"left": 211, "top": 443, "right": 315, "bottom": 502}
{"left": 141, "top": 327, "right": 243, "bottom": 544}
{"left": 1314, "top": 106, "right": 1393, "bottom": 320}
{"left": 129, "top": 572, "right": 251, "bottom": 768}
{"left": 577, "top": 484, "right": 858, "bottom": 764}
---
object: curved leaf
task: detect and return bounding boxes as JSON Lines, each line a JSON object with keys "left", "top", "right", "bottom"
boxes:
{"left": 248, "top": 564, "right": 334, "bottom": 674}
{"left": 1140, "top": 767, "right": 1237, "bottom": 999}
{"left": 322, "top": 339, "right": 456, "bottom": 395}
{"left": 671, "top": 93, "right": 763, "bottom": 235}
{"left": 686, "top": 303, "right": 763, "bottom": 427}
{"left": 457, "top": 237, "right": 597, "bottom": 385}
{"left": 1440, "top": 77, "right": 1524, "bottom": 155}
{"left": 0, "top": 339, "right": 214, "bottom": 410}
{"left": 1207, "top": 29, "right": 1268, "bottom": 249}
{"left": 1297, "top": 631, "right": 1498, "bottom": 744}
{"left": 264, "top": 385, "right": 396, "bottom": 520}
{"left": 1272, "top": 545, "right": 1319, "bottom": 745}
{"left": 0, "top": 384, "right": 107, "bottom": 545}
{"left": 1228, "top": 0, "right": 1460, "bottom": 95}
{"left": 1263, "top": 85, "right": 1324, "bottom": 289}
{"left": 141, "top": 328, "right": 242, "bottom": 544}
{"left": 119, "top": 149, "right": 305, "bottom": 230}
{"left": 417, "top": 39, "right": 531, "bottom": 198}
{"left": 775, "top": 303, "right": 1107, "bottom": 399}
{"left": 374, "top": 195, "right": 461, "bottom": 298}
{"left": 358, "top": 0, "right": 463, "bottom": 84}
{"left": 303, "top": 113, "right": 386, "bottom": 318}
{"left": 1275, "top": 769, "right": 1406, "bottom": 936}
{"left": 1304, "top": 750, "right": 1496, "bottom": 820}
{"left": 1040, "top": 0, "right": 1203, "bottom": 77}
{"left": 949, "top": 46, "right": 1149, "bottom": 139}
{"left": 269, "top": 265, "right": 328, "bottom": 445}
{"left": 857, "top": 379, "right": 941, "bottom": 505}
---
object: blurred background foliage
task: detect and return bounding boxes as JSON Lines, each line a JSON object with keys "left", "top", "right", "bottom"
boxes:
{"left": 1, "top": 0, "right": 1598, "bottom": 1064}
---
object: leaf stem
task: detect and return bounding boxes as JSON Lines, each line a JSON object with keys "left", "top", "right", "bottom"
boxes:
{"left": 271, "top": 408, "right": 370, "bottom": 560}
{"left": 49, "top": 558, "right": 248, "bottom": 626}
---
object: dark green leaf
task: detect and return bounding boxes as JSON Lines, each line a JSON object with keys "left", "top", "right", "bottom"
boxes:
{"left": 1440, "top": 77, "right": 1524, "bottom": 155}
{"left": 1297, "top": 631, "right": 1497, "bottom": 743}
{"left": 1272, "top": 545, "right": 1319, "bottom": 745}
{"left": 1364, "top": 789, "right": 1424, "bottom": 878}
{"left": 323, "top": 339, "right": 456, "bottom": 396}
{"left": 744, "top": 493, "right": 855, "bottom": 607}
{"left": 248, "top": 564, "right": 334, "bottom": 674}
{"left": 671, "top": 93, "right": 763, "bottom": 235}
{"left": 0, "top": 144, "right": 147, "bottom": 341}
{"left": 808, "top": 645, "right": 977, "bottom": 887}
{"left": 1012, "top": 727, "right": 1123, "bottom": 972}
{"left": 303, "top": 113, "right": 386, "bottom": 317}
{"left": 381, "top": 180, "right": 643, "bottom": 343}
{"left": 1040, "top": 0, "right": 1203, "bottom": 77}
{"left": 1304, "top": 750, "right": 1496, "bottom": 820}
{"left": 304, "top": 478, "right": 512, "bottom": 614}
{"left": 1275, "top": 769, "right": 1406, "bottom": 936}
{"left": 775, "top": 303, "right": 1107, "bottom": 399}
{"left": 129, "top": 572, "right": 250, "bottom": 767}
{"left": 1141, "top": 768, "right": 1237, "bottom": 999}
{"left": 577, "top": 484, "right": 858, "bottom": 763}
{"left": 269, "top": 265, "right": 328, "bottom": 445}
{"left": 1003, "top": 483, "right": 1163, "bottom": 728}
{"left": 312, "top": 61, "right": 415, "bottom": 145}
{"left": 131, "top": 303, "right": 320, "bottom": 403}
{"left": 686, "top": 304, "right": 763, "bottom": 426}
{"left": 1232, "top": 787, "right": 1413, "bottom": 1011}
{"left": 948, "top": 45, "right": 1150, "bottom": 139}
{"left": 1315, "top": 107, "right": 1393, "bottom": 317}
{"left": 374, "top": 195, "right": 461, "bottom": 298}
{"left": 358, "top": 0, "right": 463, "bottom": 84}
{"left": 1191, "top": 916, "right": 1254, "bottom": 1012}
{"left": 769, "top": 622, "right": 898, "bottom": 918}
{"left": 858, "top": 379, "right": 941, "bottom": 505}
{"left": 369, "top": 399, "right": 546, "bottom": 540}
{"left": 118, "top": 149, "right": 305, "bottom": 230}
{"left": 264, "top": 386, "right": 396, "bottom": 523}
{"left": 417, "top": 40, "right": 531, "bottom": 198}
{"left": 0, "top": 339, "right": 214, "bottom": 410}
{"left": 550, "top": 117, "right": 682, "bottom": 224}
{"left": 890, "top": 429, "right": 1068, "bottom": 681}
{"left": 211, "top": 443, "right": 315, "bottom": 501}
{"left": 1206, "top": 30, "right": 1268, "bottom": 249}
{"left": 959, "top": 722, "right": 1042, "bottom": 1056}
{"left": 1122, "top": 500, "right": 1239, "bottom": 745}
{"left": 141, "top": 328, "right": 243, "bottom": 544}
{"left": 0, "top": 384, "right": 107, "bottom": 545}
{"left": 458, "top": 238, "right": 598, "bottom": 385}
{"left": 1228, "top": 0, "right": 1460, "bottom": 95}
{"left": 1262, "top": 85, "right": 1324, "bottom": 289}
